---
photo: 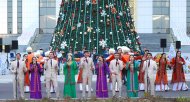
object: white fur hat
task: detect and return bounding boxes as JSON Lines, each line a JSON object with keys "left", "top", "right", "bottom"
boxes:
{"left": 26, "top": 47, "right": 32, "bottom": 52}
{"left": 45, "top": 51, "right": 50, "bottom": 57}
{"left": 117, "top": 46, "right": 122, "bottom": 50}
{"left": 109, "top": 48, "right": 115, "bottom": 54}
{"left": 38, "top": 50, "right": 43, "bottom": 55}
{"left": 122, "top": 46, "right": 130, "bottom": 53}
{"left": 34, "top": 51, "right": 40, "bottom": 57}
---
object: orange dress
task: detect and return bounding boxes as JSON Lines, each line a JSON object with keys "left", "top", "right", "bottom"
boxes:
{"left": 155, "top": 59, "right": 169, "bottom": 85}
{"left": 25, "top": 53, "right": 34, "bottom": 86}
{"left": 121, "top": 54, "right": 130, "bottom": 68}
{"left": 171, "top": 57, "right": 186, "bottom": 83}
{"left": 121, "top": 54, "right": 130, "bottom": 63}
{"left": 106, "top": 54, "right": 115, "bottom": 62}
{"left": 138, "top": 55, "right": 147, "bottom": 83}
{"left": 37, "top": 56, "right": 44, "bottom": 68}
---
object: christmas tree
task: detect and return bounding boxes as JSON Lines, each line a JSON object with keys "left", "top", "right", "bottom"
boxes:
{"left": 50, "top": 0, "right": 141, "bottom": 53}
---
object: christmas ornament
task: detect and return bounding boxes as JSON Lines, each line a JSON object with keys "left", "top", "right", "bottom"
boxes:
{"left": 59, "top": 13, "right": 64, "bottom": 20}
{"left": 61, "top": 41, "right": 67, "bottom": 49}
{"left": 136, "top": 36, "right": 140, "bottom": 39}
{"left": 85, "top": 0, "right": 91, "bottom": 6}
{"left": 96, "top": 28, "right": 100, "bottom": 33}
{"left": 99, "top": 39, "right": 107, "bottom": 48}
{"left": 77, "top": 22, "right": 81, "bottom": 27}
{"left": 127, "top": 38, "right": 131, "bottom": 44}
{"left": 119, "top": 11, "right": 123, "bottom": 16}
{"left": 60, "top": 29, "right": 64, "bottom": 35}
{"left": 106, "top": 4, "right": 109, "bottom": 8}
{"left": 87, "top": 26, "right": 93, "bottom": 32}
{"left": 92, "top": 0, "right": 97, "bottom": 4}
{"left": 111, "top": 7, "right": 117, "bottom": 14}
{"left": 109, "top": 3, "right": 114, "bottom": 8}
{"left": 72, "top": 26, "right": 76, "bottom": 30}
{"left": 101, "top": 10, "right": 107, "bottom": 17}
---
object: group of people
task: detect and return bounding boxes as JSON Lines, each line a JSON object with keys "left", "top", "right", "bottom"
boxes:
{"left": 10, "top": 46, "right": 189, "bottom": 99}
{"left": 11, "top": 47, "right": 59, "bottom": 99}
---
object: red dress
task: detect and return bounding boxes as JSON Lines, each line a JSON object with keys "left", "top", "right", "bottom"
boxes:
{"left": 155, "top": 59, "right": 168, "bottom": 85}
{"left": 171, "top": 57, "right": 186, "bottom": 83}
{"left": 138, "top": 55, "right": 147, "bottom": 83}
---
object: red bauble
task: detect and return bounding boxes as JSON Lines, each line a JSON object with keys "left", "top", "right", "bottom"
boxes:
{"left": 116, "top": 16, "right": 120, "bottom": 19}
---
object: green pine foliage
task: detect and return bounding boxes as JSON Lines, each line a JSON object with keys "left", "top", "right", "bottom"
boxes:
{"left": 51, "top": 0, "right": 141, "bottom": 53}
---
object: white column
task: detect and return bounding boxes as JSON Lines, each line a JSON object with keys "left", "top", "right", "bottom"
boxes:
{"left": 136, "top": 0, "right": 153, "bottom": 33}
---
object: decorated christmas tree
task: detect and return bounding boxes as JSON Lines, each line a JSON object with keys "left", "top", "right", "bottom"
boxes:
{"left": 50, "top": 0, "right": 141, "bottom": 53}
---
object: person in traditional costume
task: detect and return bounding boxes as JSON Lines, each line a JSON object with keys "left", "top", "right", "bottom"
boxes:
{"left": 139, "top": 49, "right": 149, "bottom": 91}
{"left": 109, "top": 53, "right": 123, "bottom": 97}
{"left": 35, "top": 51, "right": 44, "bottom": 68}
{"left": 171, "top": 51, "right": 188, "bottom": 91}
{"left": 126, "top": 55, "right": 139, "bottom": 98}
{"left": 11, "top": 53, "right": 27, "bottom": 99}
{"left": 43, "top": 51, "right": 55, "bottom": 93}
{"left": 106, "top": 48, "right": 115, "bottom": 62}
{"left": 44, "top": 51, "right": 60, "bottom": 99}
{"left": 105, "top": 48, "right": 115, "bottom": 91}
{"left": 103, "top": 47, "right": 110, "bottom": 58}
{"left": 25, "top": 47, "right": 34, "bottom": 92}
{"left": 121, "top": 46, "right": 130, "bottom": 85}
{"left": 142, "top": 53, "right": 157, "bottom": 96}
{"left": 77, "top": 52, "right": 93, "bottom": 92}
{"left": 63, "top": 53, "right": 78, "bottom": 98}
{"left": 155, "top": 53, "right": 170, "bottom": 91}
{"left": 80, "top": 50, "right": 95, "bottom": 98}
{"left": 96, "top": 55, "right": 110, "bottom": 98}
{"left": 30, "top": 57, "right": 43, "bottom": 99}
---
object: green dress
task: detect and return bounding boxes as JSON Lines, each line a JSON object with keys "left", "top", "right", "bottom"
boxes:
{"left": 63, "top": 61, "right": 78, "bottom": 98}
{"left": 126, "top": 61, "right": 139, "bottom": 98}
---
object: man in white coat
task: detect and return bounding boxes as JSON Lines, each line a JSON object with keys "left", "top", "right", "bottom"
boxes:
{"left": 11, "top": 53, "right": 27, "bottom": 99}
{"left": 44, "top": 52, "right": 59, "bottom": 99}
{"left": 142, "top": 53, "right": 157, "bottom": 96}
{"left": 80, "top": 50, "right": 95, "bottom": 98}
{"left": 109, "top": 53, "right": 123, "bottom": 97}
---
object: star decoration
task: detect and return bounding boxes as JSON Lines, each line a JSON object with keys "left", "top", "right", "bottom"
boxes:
{"left": 96, "top": 28, "right": 100, "bottom": 33}
{"left": 126, "top": 38, "right": 131, "bottom": 44}
{"left": 71, "top": 26, "right": 76, "bottom": 30}
{"left": 85, "top": 0, "right": 91, "bottom": 6}
{"left": 52, "top": 36, "right": 55, "bottom": 43}
{"left": 109, "top": 3, "right": 114, "bottom": 8}
{"left": 99, "top": 39, "right": 107, "bottom": 48}
{"left": 87, "top": 26, "right": 93, "bottom": 32}
{"left": 77, "top": 22, "right": 81, "bottom": 27}
{"left": 59, "top": 13, "right": 64, "bottom": 20}
{"left": 101, "top": 10, "right": 107, "bottom": 17}
{"left": 61, "top": 41, "right": 67, "bottom": 49}
{"left": 136, "top": 36, "right": 140, "bottom": 39}
{"left": 119, "top": 11, "right": 123, "bottom": 16}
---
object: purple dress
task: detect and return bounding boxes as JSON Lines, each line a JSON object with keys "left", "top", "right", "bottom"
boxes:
{"left": 30, "top": 63, "right": 43, "bottom": 99}
{"left": 96, "top": 62, "right": 110, "bottom": 98}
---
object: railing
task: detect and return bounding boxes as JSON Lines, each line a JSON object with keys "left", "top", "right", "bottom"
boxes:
{"left": 168, "top": 28, "right": 177, "bottom": 43}
{"left": 27, "top": 28, "right": 40, "bottom": 46}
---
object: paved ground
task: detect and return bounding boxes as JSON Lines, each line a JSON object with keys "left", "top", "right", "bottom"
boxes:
{"left": 1, "top": 73, "right": 190, "bottom": 99}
